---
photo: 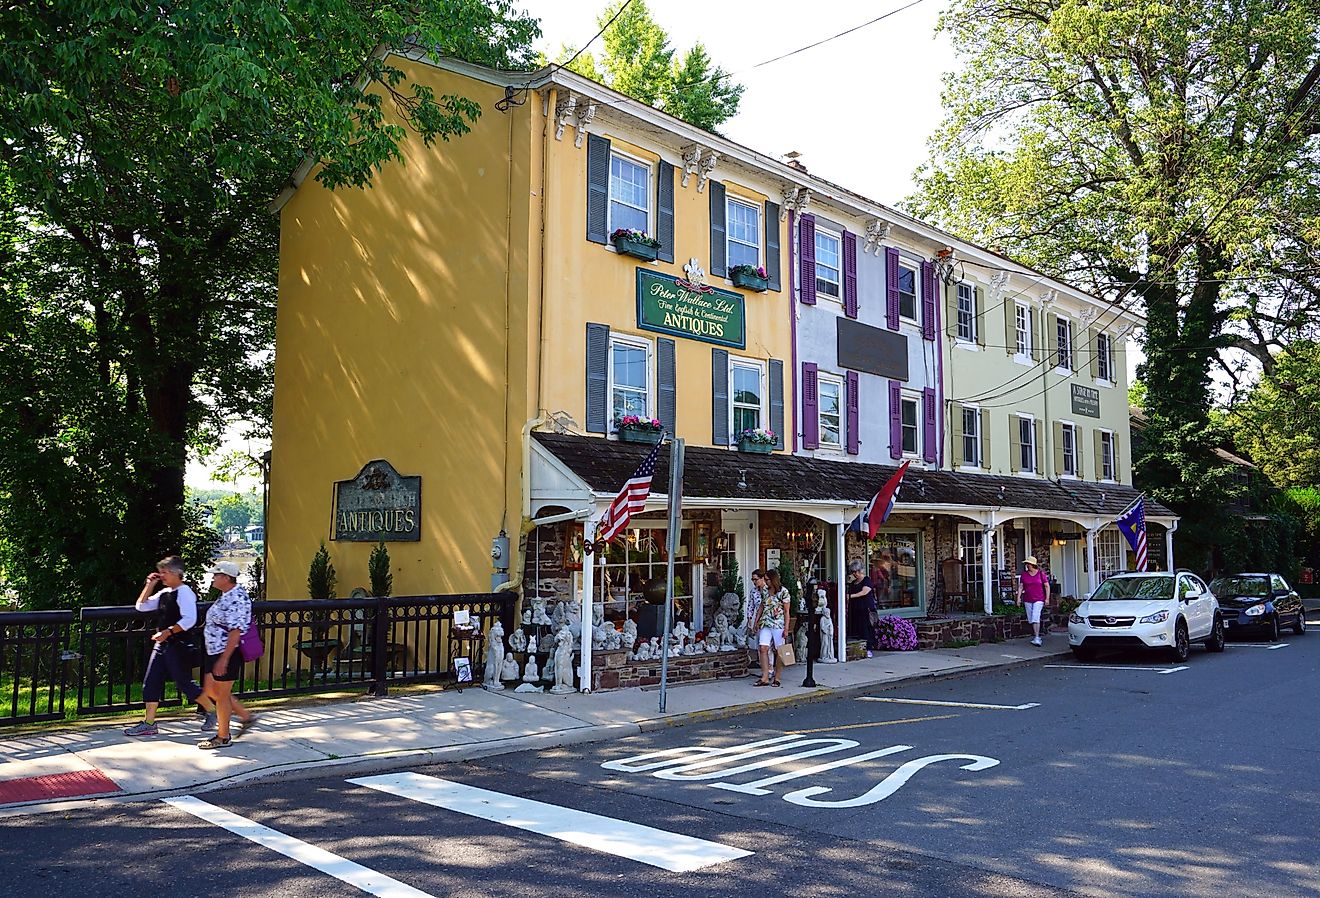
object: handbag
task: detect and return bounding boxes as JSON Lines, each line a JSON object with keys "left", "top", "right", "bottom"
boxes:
{"left": 774, "top": 641, "right": 796, "bottom": 667}
{"left": 238, "top": 613, "right": 264, "bottom": 662}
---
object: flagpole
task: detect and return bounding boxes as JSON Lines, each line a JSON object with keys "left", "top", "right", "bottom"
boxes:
{"left": 659, "top": 436, "right": 684, "bottom": 714}
{"left": 1115, "top": 493, "right": 1144, "bottom": 520}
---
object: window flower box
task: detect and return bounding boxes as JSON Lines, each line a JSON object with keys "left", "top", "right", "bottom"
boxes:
{"left": 737, "top": 428, "right": 776, "bottom": 454}
{"left": 611, "top": 228, "right": 660, "bottom": 262}
{"left": 729, "top": 265, "right": 769, "bottom": 292}
{"left": 618, "top": 416, "right": 664, "bottom": 444}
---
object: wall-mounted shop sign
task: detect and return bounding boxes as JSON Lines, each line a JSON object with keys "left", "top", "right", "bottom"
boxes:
{"left": 636, "top": 269, "right": 746, "bottom": 349}
{"left": 1070, "top": 383, "right": 1101, "bottom": 419}
{"left": 333, "top": 459, "right": 421, "bottom": 541}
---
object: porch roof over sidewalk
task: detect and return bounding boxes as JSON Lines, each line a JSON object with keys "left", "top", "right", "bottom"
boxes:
{"left": 530, "top": 432, "right": 1176, "bottom": 523}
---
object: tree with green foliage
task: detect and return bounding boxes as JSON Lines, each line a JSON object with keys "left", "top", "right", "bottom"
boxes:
{"left": 552, "top": 1, "right": 743, "bottom": 132}
{"left": 307, "top": 543, "right": 337, "bottom": 601}
{"left": 1233, "top": 340, "right": 1320, "bottom": 489}
{"left": 910, "top": 0, "right": 1320, "bottom": 566}
{"left": 215, "top": 495, "right": 253, "bottom": 535}
{"left": 368, "top": 541, "right": 394, "bottom": 598}
{"left": 0, "top": 1, "right": 538, "bottom": 608}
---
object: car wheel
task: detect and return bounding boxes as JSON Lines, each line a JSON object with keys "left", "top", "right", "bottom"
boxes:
{"left": 1171, "top": 621, "right": 1190, "bottom": 663}
{"left": 1071, "top": 645, "right": 1097, "bottom": 662}
{"left": 1205, "top": 616, "right": 1226, "bottom": 653}
{"left": 1268, "top": 614, "right": 1280, "bottom": 642}
{"left": 1294, "top": 612, "right": 1307, "bottom": 636}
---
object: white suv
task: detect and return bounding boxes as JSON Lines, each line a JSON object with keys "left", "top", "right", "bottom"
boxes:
{"left": 1067, "top": 572, "right": 1225, "bottom": 662}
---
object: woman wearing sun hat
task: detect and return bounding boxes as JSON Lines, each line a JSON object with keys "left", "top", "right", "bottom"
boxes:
{"left": 1017, "top": 555, "right": 1050, "bottom": 646}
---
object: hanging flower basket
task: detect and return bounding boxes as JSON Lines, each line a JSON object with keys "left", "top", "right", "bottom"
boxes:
{"left": 729, "top": 265, "right": 769, "bottom": 292}
{"left": 611, "top": 228, "right": 660, "bottom": 261}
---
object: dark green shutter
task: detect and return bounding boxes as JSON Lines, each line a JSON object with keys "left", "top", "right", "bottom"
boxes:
{"left": 765, "top": 201, "right": 781, "bottom": 291}
{"left": 586, "top": 135, "right": 610, "bottom": 245}
{"left": 586, "top": 323, "right": 609, "bottom": 433}
{"left": 769, "top": 358, "right": 785, "bottom": 450}
{"left": 712, "top": 348, "right": 729, "bottom": 445}
{"left": 657, "top": 338, "right": 676, "bottom": 432}
{"left": 657, "top": 161, "right": 675, "bottom": 263}
{"left": 709, "top": 181, "right": 727, "bottom": 277}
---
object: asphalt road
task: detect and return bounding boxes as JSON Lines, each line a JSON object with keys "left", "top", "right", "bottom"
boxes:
{"left": 4, "top": 626, "right": 1318, "bottom": 898}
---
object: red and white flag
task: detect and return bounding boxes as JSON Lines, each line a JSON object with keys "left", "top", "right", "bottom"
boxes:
{"left": 597, "top": 439, "right": 665, "bottom": 543}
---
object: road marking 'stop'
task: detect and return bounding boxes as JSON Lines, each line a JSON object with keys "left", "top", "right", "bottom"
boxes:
{"left": 857, "top": 697, "right": 1040, "bottom": 711}
{"left": 349, "top": 772, "right": 752, "bottom": 873}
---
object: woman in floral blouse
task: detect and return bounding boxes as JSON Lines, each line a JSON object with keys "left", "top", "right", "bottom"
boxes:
{"left": 198, "top": 562, "right": 254, "bottom": 749}
{"left": 752, "top": 569, "right": 793, "bottom": 687}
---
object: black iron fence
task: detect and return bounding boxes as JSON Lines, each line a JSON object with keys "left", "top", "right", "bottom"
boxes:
{"left": 0, "top": 594, "right": 513, "bottom": 725}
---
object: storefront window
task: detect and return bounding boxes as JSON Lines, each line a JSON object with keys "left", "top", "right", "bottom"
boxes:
{"left": 867, "top": 531, "right": 923, "bottom": 612}
{"left": 598, "top": 527, "right": 693, "bottom": 625}
{"left": 959, "top": 527, "right": 997, "bottom": 601}
{"left": 1096, "top": 528, "right": 1124, "bottom": 581}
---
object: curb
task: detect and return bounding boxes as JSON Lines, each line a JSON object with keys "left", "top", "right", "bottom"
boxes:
{"left": 0, "top": 645, "right": 1070, "bottom": 817}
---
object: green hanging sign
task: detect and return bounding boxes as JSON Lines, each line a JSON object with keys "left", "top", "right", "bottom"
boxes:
{"left": 635, "top": 269, "right": 746, "bottom": 349}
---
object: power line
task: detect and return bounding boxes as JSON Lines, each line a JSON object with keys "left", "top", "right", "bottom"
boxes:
{"left": 559, "top": 0, "right": 634, "bottom": 72}
{"left": 738, "top": 0, "right": 927, "bottom": 73}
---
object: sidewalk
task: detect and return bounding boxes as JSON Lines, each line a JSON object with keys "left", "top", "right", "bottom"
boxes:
{"left": 0, "top": 631, "right": 1071, "bottom": 816}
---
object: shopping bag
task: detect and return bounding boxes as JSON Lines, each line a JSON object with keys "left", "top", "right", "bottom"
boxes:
{"left": 774, "top": 641, "right": 796, "bottom": 668}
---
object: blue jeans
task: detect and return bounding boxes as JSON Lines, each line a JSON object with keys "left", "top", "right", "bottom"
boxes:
{"left": 141, "top": 640, "right": 203, "bottom": 704}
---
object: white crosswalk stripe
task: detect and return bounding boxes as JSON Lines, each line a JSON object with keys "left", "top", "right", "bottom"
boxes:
{"left": 348, "top": 771, "right": 753, "bottom": 872}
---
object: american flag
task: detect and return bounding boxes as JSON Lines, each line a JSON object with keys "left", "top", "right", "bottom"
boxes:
{"left": 1115, "top": 496, "right": 1148, "bottom": 572}
{"left": 597, "top": 439, "right": 665, "bottom": 543}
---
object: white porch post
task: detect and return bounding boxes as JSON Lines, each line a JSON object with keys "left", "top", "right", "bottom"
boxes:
{"left": 1085, "top": 524, "right": 1100, "bottom": 595}
{"left": 836, "top": 522, "right": 847, "bottom": 663}
{"left": 578, "top": 507, "right": 603, "bottom": 692}
{"left": 1165, "top": 521, "right": 1179, "bottom": 573}
{"left": 692, "top": 562, "right": 705, "bottom": 633}
{"left": 981, "top": 525, "right": 995, "bottom": 614}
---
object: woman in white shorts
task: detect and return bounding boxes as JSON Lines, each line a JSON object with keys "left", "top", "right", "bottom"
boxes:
{"left": 1017, "top": 555, "right": 1050, "bottom": 646}
{"left": 753, "top": 569, "right": 793, "bottom": 687}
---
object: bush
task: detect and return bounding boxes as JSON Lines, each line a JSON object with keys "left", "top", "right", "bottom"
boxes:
{"left": 874, "top": 615, "right": 918, "bottom": 651}
{"left": 368, "top": 541, "right": 392, "bottom": 598}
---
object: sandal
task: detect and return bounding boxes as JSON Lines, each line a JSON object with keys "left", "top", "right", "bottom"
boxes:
{"left": 753, "top": 679, "right": 770, "bottom": 687}
{"left": 771, "top": 679, "right": 782, "bottom": 687}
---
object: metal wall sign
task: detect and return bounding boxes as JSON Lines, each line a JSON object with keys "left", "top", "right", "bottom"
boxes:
{"left": 1071, "top": 383, "right": 1101, "bottom": 418}
{"left": 333, "top": 460, "right": 421, "bottom": 541}
{"left": 636, "top": 269, "right": 746, "bottom": 349}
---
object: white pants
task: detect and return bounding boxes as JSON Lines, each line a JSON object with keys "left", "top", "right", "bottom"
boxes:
{"left": 758, "top": 626, "right": 783, "bottom": 648}
{"left": 1025, "top": 601, "right": 1044, "bottom": 624}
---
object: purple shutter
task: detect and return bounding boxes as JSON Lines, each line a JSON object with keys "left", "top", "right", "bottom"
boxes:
{"left": 885, "top": 247, "right": 900, "bottom": 330}
{"left": 922, "top": 387, "right": 938, "bottom": 463}
{"left": 845, "top": 371, "right": 860, "bottom": 455}
{"left": 888, "top": 380, "right": 903, "bottom": 460}
{"left": 802, "top": 362, "right": 819, "bottom": 449}
{"left": 921, "top": 260, "right": 937, "bottom": 341}
{"left": 798, "top": 214, "right": 816, "bottom": 305}
{"left": 842, "top": 230, "right": 858, "bottom": 318}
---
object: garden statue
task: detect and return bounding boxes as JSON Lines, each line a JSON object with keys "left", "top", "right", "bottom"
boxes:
{"left": 818, "top": 599, "right": 837, "bottom": 663}
{"left": 541, "top": 645, "right": 556, "bottom": 683}
{"left": 522, "top": 605, "right": 532, "bottom": 626}
{"left": 522, "top": 655, "right": 540, "bottom": 682}
{"left": 531, "top": 598, "right": 553, "bottom": 626}
{"left": 483, "top": 620, "right": 505, "bottom": 689}
{"left": 509, "top": 627, "right": 528, "bottom": 653}
{"left": 622, "top": 619, "right": 638, "bottom": 653}
{"left": 795, "top": 619, "right": 809, "bottom": 660}
{"left": 550, "top": 627, "right": 576, "bottom": 693}
{"left": 500, "top": 652, "right": 519, "bottom": 681}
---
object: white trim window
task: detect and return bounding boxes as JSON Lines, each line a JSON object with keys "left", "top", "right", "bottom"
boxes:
{"left": 727, "top": 197, "right": 760, "bottom": 271}
{"left": 897, "top": 261, "right": 919, "bottom": 321}
{"left": 814, "top": 229, "right": 841, "bottom": 299}
{"left": 1101, "top": 429, "right": 1117, "bottom": 481}
{"left": 1015, "top": 302, "right": 1032, "bottom": 361}
{"left": 956, "top": 283, "right": 977, "bottom": 342}
{"left": 608, "top": 152, "right": 650, "bottom": 234}
{"left": 1096, "top": 528, "right": 1124, "bottom": 581}
{"left": 901, "top": 393, "right": 921, "bottom": 458}
{"left": 730, "top": 357, "right": 766, "bottom": 437}
{"left": 1055, "top": 316, "right": 1074, "bottom": 372}
{"left": 818, "top": 373, "right": 844, "bottom": 449}
{"left": 610, "top": 335, "right": 652, "bottom": 428}
{"left": 959, "top": 526, "right": 998, "bottom": 600}
{"left": 1096, "top": 332, "right": 1115, "bottom": 383}
{"left": 1018, "top": 414, "right": 1036, "bottom": 473}
{"left": 1061, "top": 421, "right": 1077, "bottom": 477}
{"left": 962, "top": 406, "right": 981, "bottom": 467}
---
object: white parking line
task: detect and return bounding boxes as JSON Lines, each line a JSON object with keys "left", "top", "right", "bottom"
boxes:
{"left": 1045, "top": 664, "right": 1189, "bottom": 675}
{"left": 349, "top": 772, "right": 752, "bottom": 873}
{"left": 1227, "top": 643, "right": 1290, "bottom": 650}
{"left": 857, "top": 697, "right": 1040, "bottom": 711}
{"left": 163, "top": 796, "right": 435, "bottom": 898}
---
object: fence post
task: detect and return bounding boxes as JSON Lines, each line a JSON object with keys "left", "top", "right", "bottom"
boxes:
{"left": 371, "top": 596, "right": 389, "bottom": 697}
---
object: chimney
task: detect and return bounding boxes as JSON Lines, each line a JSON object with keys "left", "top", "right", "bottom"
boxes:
{"left": 783, "top": 150, "right": 807, "bottom": 172}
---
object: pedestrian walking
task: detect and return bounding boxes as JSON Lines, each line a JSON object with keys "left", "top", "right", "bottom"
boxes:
{"left": 197, "top": 562, "right": 254, "bottom": 750}
{"left": 124, "top": 556, "right": 217, "bottom": 737}
{"left": 846, "top": 560, "right": 878, "bottom": 657}
{"left": 753, "top": 569, "right": 793, "bottom": 687}
{"left": 1017, "top": 555, "right": 1050, "bottom": 646}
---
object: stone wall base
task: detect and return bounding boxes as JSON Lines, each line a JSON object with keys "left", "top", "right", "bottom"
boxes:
{"left": 590, "top": 648, "right": 752, "bottom": 691}
{"left": 914, "top": 612, "right": 1069, "bottom": 650}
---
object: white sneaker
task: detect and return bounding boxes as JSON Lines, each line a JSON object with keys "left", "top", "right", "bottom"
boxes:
{"left": 1031, "top": 637, "right": 1043, "bottom": 646}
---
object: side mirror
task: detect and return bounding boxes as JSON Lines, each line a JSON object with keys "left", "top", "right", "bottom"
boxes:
{"left": 1185, "top": 587, "right": 1203, "bottom": 600}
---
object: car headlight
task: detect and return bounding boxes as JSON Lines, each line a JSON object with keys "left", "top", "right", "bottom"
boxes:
{"left": 1245, "top": 603, "right": 1266, "bottom": 617}
{"left": 1069, "top": 612, "right": 1085, "bottom": 624}
{"left": 1139, "top": 610, "right": 1169, "bottom": 624}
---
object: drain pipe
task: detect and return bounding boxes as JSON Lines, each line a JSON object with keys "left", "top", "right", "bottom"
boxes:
{"left": 493, "top": 414, "right": 552, "bottom": 594}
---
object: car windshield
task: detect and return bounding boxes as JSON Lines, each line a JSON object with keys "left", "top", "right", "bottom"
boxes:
{"left": 1089, "top": 577, "right": 1174, "bottom": 601}
{"left": 1210, "top": 576, "right": 1268, "bottom": 597}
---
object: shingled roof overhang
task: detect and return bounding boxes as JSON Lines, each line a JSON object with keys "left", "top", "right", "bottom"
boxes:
{"left": 531, "top": 433, "right": 1177, "bottom": 524}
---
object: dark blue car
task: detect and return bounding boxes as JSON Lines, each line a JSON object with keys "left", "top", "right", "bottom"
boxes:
{"left": 1209, "top": 573, "right": 1306, "bottom": 641}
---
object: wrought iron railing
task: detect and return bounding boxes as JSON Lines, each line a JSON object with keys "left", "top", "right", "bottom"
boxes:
{"left": 0, "top": 594, "right": 513, "bottom": 725}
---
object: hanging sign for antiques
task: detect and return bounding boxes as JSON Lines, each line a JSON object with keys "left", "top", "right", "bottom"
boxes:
{"left": 636, "top": 268, "right": 746, "bottom": 349}
{"left": 1070, "top": 383, "right": 1101, "bottom": 419}
{"left": 333, "top": 459, "right": 421, "bottom": 541}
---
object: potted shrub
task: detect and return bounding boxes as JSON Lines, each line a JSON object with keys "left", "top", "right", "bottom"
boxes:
{"left": 301, "top": 542, "right": 340, "bottom": 674}
{"left": 617, "top": 414, "right": 664, "bottom": 445}
{"left": 737, "top": 427, "right": 776, "bottom": 454}
{"left": 610, "top": 228, "right": 661, "bottom": 261}
{"left": 729, "top": 264, "right": 769, "bottom": 292}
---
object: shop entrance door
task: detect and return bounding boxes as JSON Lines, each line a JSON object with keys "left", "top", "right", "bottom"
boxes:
{"left": 1060, "top": 541, "right": 1079, "bottom": 599}
{"left": 720, "top": 511, "right": 759, "bottom": 599}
